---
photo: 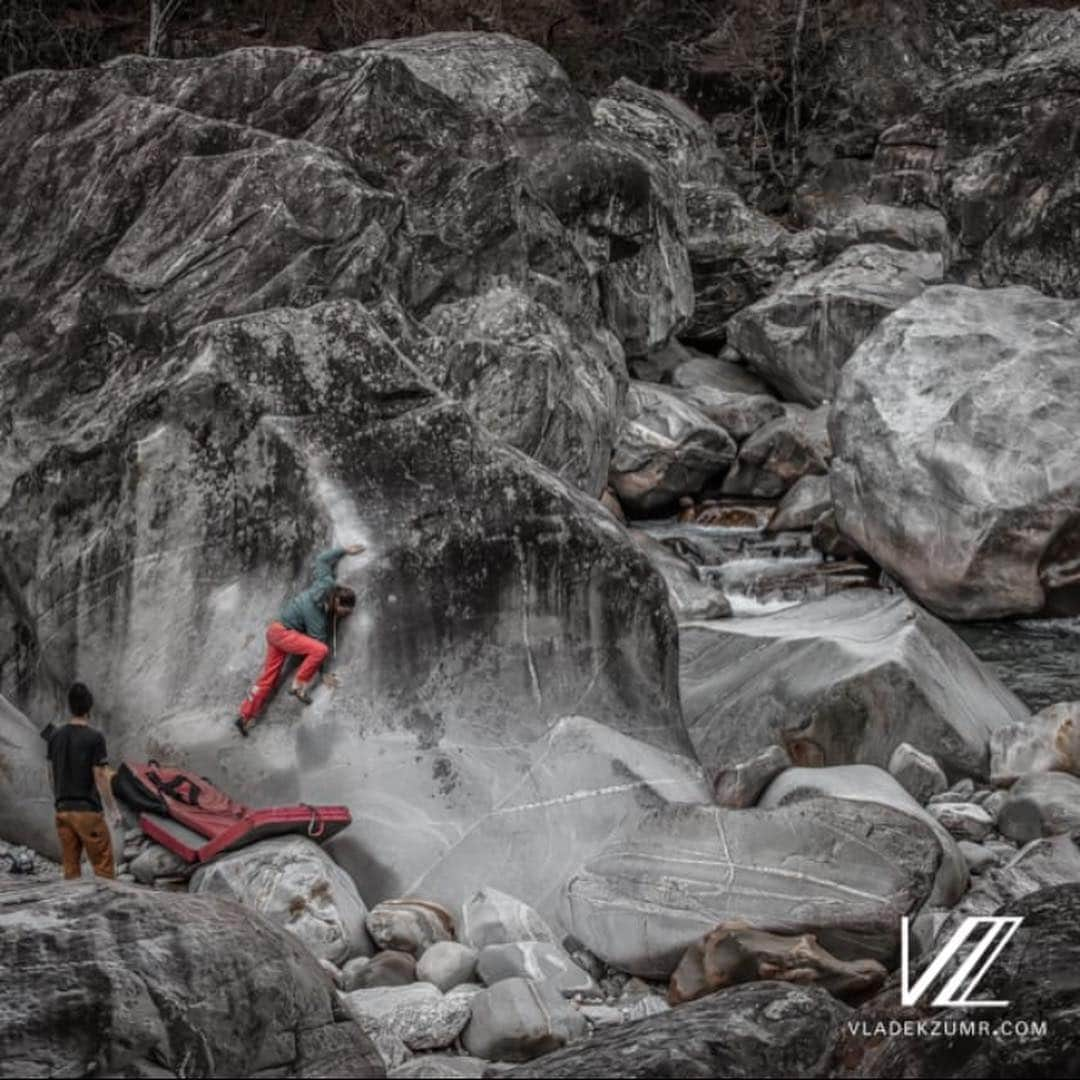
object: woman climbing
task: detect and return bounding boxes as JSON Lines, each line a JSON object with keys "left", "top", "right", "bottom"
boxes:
{"left": 235, "top": 544, "right": 365, "bottom": 736}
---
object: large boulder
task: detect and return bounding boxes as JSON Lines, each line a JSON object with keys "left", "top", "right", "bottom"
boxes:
{"left": 459, "top": 888, "right": 556, "bottom": 950}
{"left": 0, "top": 880, "right": 382, "bottom": 1078}
{"left": 680, "top": 591, "right": 1028, "bottom": 798}
{"left": 758, "top": 765, "right": 968, "bottom": 907}
{"left": 190, "top": 836, "right": 374, "bottom": 965}
{"left": 405, "top": 716, "right": 710, "bottom": 925}
{"left": 831, "top": 284, "right": 1080, "bottom": 620}
{"left": 0, "top": 42, "right": 696, "bottom": 926}
{"left": 628, "top": 530, "right": 732, "bottom": 621}
{"left": 680, "top": 185, "right": 809, "bottom": 345}
{"left": 728, "top": 245, "right": 942, "bottom": 407}
{"left": 420, "top": 287, "right": 625, "bottom": 495}
{"left": 608, "top": 382, "right": 736, "bottom": 514}
{"left": 495, "top": 980, "right": 848, "bottom": 1078}
{"left": 873, "top": 10, "right": 1080, "bottom": 300}
{"left": 565, "top": 796, "right": 944, "bottom": 979}
{"left": 0, "top": 292, "right": 687, "bottom": 918}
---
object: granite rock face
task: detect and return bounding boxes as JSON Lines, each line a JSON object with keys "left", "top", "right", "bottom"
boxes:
{"left": 728, "top": 245, "right": 942, "bottom": 408}
{"left": 190, "top": 835, "right": 374, "bottom": 965}
{"left": 680, "top": 591, "right": 1028, "bottom": 798}
{"left": 0, "top": 880, "right": 382, "bottom": 1078}
{"left": 0, "top": 295, "right": 686, "bottom": 913}
{"left": 758, "top": 765, "right": 968, "bottom": 908}
{"left": 565, "top": 796, "right": 943, "bottom": 979}
{"left": 421, "top": 286, "right": 625, "bottom": 496}
{"left": 832, "top": 285, "right": 1080, "bottom": 620}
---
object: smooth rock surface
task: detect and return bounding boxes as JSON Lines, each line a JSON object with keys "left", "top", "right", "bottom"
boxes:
{"left": 565, "top": 796, "right": 943, "bottom": 979}
{"left": 191, "top": 836, "right": 373, "bottom": 965}
{"left": 416, "top": 941, "right": 479, "bottom": 993}
{"left": 888, "top": 742, "right": 948, "bottom": 804}
{"left": 668, "top": 349, "right": 771, "bottom": 396}
{"left": 629, "top": 530, "right": 732, "bottom": 621}
{"left": 680, "top": 591, "right": 1028, "bottom": 797}
{"left": 0, "top": 696, "right": 57, "bottom": 860}
{"left": 758, "top": 765, "right": 968, "bottom": 907}
{"left": 767, "top": 474, "right": 833, "bottom": 533}
{"left": 0, "top": 40, "right": 691, "bottom": 913}
{"left": 130, "top": 842, "right": 193, "bottom": 885}
{"left": 831, "top": 285, "right": 1080, "bottom": 620}
{"left": 342, "top": 951, "right": 417, "bottom": 991}
{"left": 713, "top": 744, "right": 791, "bottom": 810}
{"left": 462, "top": 977, "right": 587, "bottom": 1063}
{"left": 0, "top": 881, "right": 381, "bottom": 1078}
{"left": 460, "top": 888, "right": 556, "bottom": 950}
{"left": 729, "top": 245, "right": 941, "bottom": 407}
{"left": 476, "top": 942, "right": 596, "bottom": 996}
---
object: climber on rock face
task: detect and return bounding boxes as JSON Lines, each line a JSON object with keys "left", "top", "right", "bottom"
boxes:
{"left": 235, "top": 544, "right": 365, "bottom": 737}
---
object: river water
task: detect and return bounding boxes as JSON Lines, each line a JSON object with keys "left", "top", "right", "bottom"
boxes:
{"left": 640, "top": 514, "right": 1080, "bottom": 711}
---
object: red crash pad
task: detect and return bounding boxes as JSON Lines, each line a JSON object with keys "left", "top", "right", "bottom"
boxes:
{"left": 113, "top": 761, "right": 351, "bottom": 864}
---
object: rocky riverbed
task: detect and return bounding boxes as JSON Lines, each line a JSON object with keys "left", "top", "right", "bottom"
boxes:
{"left": 2, "top": 4, "right": 1080, "bottom": 1077}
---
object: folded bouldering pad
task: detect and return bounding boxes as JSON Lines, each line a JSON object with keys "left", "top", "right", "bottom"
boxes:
{"left": 113, "top": 761, "right": 350, "bottom": 864}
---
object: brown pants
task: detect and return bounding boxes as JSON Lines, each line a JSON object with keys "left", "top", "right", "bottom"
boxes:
{"left": 56, "top": 811, "right": 115, "bottom": 880}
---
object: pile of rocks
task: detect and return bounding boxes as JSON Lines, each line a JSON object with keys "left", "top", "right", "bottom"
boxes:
{"left": 328, "top": 888, "right": 669, "bottom": 1073}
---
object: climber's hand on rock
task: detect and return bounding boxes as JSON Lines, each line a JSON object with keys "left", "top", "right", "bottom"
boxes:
{"left": 345, "top": 544, "right": 366, "bottom": 556}
{"left": 322, "top": 672, "right": 341, "bottom": 689}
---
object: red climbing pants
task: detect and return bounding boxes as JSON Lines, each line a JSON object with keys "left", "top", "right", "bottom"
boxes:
{"left": 239, "top": 621, "right": 328, "bottom": 721}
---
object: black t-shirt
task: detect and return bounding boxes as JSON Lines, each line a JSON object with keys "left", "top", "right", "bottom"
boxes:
{"left": 47, "top": 723, "right": 108, "bottom": 812}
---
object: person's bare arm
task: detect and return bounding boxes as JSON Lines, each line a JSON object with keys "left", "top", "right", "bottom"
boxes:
{"left": 94, "top": 766, "right": 121, "bottom": 826}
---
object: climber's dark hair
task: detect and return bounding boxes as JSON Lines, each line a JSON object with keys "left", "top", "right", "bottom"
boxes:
{"left": 68, "top": 682, "right": 93, "bottom": 718}
{"left": 331, "top": 585, "right": 356, "bottom": 612}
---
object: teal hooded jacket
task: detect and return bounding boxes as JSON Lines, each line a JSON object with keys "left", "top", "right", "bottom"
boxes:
{"left": 279, "top": 547, "right": 346, "bottom": 645}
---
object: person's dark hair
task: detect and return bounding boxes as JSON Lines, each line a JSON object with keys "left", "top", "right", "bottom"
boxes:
{"left": 331, "top": 585, "right": 356, "bottom": 612}
{"left": 68, "top": 682, "right": 93, "bottom": 717}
